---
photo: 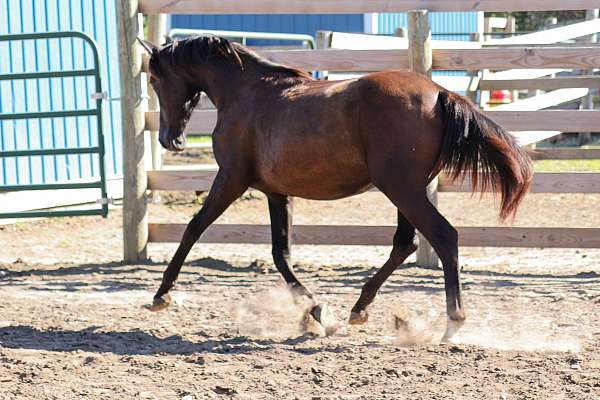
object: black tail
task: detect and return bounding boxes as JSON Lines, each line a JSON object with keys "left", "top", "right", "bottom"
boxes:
{"left": 436, "top": 90, "right": 533, "bottom": 221}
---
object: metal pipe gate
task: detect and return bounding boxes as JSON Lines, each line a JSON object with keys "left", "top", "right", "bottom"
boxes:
{"left": 0, "top": 31, "right": 108, "bottom": 218}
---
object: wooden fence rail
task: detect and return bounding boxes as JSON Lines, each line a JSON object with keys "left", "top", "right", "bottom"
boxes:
{"left": 142, "top": 47, "right": 600, "bottom": 73}
{"left": 532, "top": 148, "right": 600, "bottom": 160}
{"left": 139, "top": 0, "right": 600, "bottom": 14}
{"left": 147, "top": 168, "right": 600, "bottom": 194}
{"left": 148, "top": 224, "right": 600, "bottom": 249}
{"left": 480, "top": 76, "right": 600, "bottom": 91}
{"left": 145, "top": 110, "right": 600, "bottom": 134}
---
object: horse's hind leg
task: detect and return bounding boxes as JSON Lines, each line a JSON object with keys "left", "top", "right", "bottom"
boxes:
{"left": 378, "top": 186, "right": 465, "bottom": 341}
{"left": 349, "top": 211, "right": 416, "bottom": 325}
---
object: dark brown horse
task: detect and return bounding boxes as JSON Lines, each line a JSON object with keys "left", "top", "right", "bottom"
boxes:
{"left": 138, "top": 36, "right": 533, "bottom": 340}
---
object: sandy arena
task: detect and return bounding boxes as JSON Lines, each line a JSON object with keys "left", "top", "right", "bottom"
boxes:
{"left": 0, "top": 185, "right": 599, "bottom": 399}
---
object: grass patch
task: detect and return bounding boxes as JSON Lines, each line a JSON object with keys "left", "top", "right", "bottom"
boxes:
{"left": 186, "top": 135, "right": 212, "bottom": 144}
{"left": 533, "top": 159, "right": 600, "bottom": 172}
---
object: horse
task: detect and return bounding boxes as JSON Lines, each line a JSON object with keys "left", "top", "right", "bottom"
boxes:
{"left": 137, "top": 36, "right": 533, "bottom": 340}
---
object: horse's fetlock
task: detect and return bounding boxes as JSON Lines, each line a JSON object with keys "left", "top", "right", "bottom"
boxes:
{"left": 450, "top": 309, "right": 466, "bottom": 322}
{"left": 361, "top": 281, "right": 378, "bottom": 298}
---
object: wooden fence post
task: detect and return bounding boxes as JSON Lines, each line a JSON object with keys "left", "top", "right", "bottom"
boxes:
{"left": 467, "top": 32, "right": 482, "bottom": 103}
{"left": 580, "top": 8, "right": 599, "bottom": 145}
{"left": 408, "top": 10, "right": 439, "bottom": 269}
{"left": 316, "top": 30, "right": 332, "bottom": 80}
{"left": 146, "top": 14, "right": 167, "bottom": 172}
{"left": 117, "top": 0, "right": 148, "bottom": 262}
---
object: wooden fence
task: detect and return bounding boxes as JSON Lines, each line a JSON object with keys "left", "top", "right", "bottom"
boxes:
{"left": 119, "top": 0, "right": 600, "bottom": 263}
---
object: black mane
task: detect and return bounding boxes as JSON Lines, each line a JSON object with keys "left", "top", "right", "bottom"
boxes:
{"left": 153, "top": 36, "right": 311, "bottom": 79}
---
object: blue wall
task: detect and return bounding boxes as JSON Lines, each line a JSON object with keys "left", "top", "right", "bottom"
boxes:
{"left": 171, "top": 12, "right": 481, "bottom": 40}
{"left": 171, "top": 14, "right": 365, "bottom": 42}
{"left": 376, "top": 12, "right": 480, "bottom": 40}
{"left": 0, "top": 0, "right": 122, "bottom": 187}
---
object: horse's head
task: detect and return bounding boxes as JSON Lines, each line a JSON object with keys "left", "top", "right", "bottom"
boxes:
{"left": 138, "top": 37, "right": 243, "bottom": 152}
{"left": 138, "top": 38, "right": 200, "bottom": 152}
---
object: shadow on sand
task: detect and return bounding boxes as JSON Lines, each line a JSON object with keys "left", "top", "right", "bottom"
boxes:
{"left": 1, "top": 256, "right": 596, "bottom": 299}
{"left": 0, "top": 325, "right": 348, "bottom": 356}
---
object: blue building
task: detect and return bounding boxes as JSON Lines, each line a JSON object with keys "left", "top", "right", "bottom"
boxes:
{"left": 170, "top": 13, "right": 482, "bottom": 41}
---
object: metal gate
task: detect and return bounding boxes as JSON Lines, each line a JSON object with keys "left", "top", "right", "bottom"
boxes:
{"left": 0, "top": 31, "right": 108, "bottom": 218}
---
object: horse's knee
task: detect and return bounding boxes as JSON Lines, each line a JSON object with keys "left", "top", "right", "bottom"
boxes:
{"left": 443, "top": 225, "right": 458, "bottom": 247}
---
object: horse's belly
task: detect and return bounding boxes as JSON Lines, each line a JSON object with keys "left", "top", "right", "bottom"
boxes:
{"left": 252, "top": 152, "right": 372, "bottom": 200}
{"left": 252, "top": 177, "right": 373, "bottom": 200}
{"left": 251, "top": 84, "right": 370, "bottom": 199}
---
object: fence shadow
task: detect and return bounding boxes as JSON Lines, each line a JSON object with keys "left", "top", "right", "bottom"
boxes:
{"left": 1, "top": 257, "right": 596, "bottom": 295}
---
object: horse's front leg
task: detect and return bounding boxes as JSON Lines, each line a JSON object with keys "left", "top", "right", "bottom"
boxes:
{"left": 267, "top": 193, "right": 339, "bottom": 335}
{"left": 147, "top": 170, "right": 248, "bottom": 311}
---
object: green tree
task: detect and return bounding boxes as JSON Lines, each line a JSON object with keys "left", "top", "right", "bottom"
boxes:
{"left": 488, "top": 11, "right": 587, "bottom": 32}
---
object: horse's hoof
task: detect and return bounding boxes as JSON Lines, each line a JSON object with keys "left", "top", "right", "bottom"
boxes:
{"left": 441, "top": 316, "right": 465, "bottom": 343}
{"left": 348, "top": 309, "right": 369, "bottom": 325}
{"left": 145, "top": 294, "right": 171, "bottom": 312}
{"left": 310, "top": 304, "right": 340, "bottom": 336}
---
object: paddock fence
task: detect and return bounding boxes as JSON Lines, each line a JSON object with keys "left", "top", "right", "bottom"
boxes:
{"left": 119, "top": 0, "right": 600, "bottom": 264}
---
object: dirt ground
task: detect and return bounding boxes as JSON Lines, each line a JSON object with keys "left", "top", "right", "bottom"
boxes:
{"left": 0, "top": 150, "right": 599, "bottom": 398}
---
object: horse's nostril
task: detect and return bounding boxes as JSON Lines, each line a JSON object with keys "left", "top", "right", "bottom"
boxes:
{"left": 171, "top": 137, "right": 185, "bottom": 152}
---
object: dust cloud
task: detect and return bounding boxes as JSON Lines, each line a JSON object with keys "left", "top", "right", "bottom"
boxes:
{"left": 393, "top": 302, "right": 582, "bottom": 352}
{"left": 231, "top": 283, "right": 321, "bottom": 338}
{"left": 451, "top": 308, "right": 582, "bottom": 352}
{"left": 233, "top": 289, "right": 582, "bottom": 352}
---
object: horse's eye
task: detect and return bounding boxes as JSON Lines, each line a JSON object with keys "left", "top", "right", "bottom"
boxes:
{"left": 149, "top": 78, "right": 160, "bottom": 92}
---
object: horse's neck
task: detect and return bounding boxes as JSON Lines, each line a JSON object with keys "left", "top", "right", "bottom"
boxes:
{"left": 199, "top": 64, "right": 265, "bottom": 109}
{"left": 199, "top": 66, "right": 243, "bottom": 110}
{"left": 201, "top": 56, "right": 309, "bottom": 110}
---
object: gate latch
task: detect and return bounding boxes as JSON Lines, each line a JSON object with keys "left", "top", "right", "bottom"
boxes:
{"left": 96, "top": 197, "right": 115, "bottom": 205}
{"left": 91, "top": 91, "right": 109, "bottom": 101}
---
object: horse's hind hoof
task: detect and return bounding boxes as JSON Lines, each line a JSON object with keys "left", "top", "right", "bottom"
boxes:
{"left": 145, "top": 294, "right": 172, "bottom": 312}
{"left": 310, "top": 304, "right": 340, "bottom": 336}
{"left": 348, "top": 309, "right": 369, "bottom": 325}
{"left": 441, "top": 317, "right": 465, "bottom": 343}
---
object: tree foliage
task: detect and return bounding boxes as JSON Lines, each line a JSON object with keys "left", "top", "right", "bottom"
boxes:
{"left": 488, "top": 11, "right": 587, "bottom": 32}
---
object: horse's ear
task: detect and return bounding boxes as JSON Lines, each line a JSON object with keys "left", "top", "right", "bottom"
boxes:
{"left": 137, "top": 38, "right": 157, "bottom": 55}
{"left": 163, "top": 35, "right": 173, "bottom": 45}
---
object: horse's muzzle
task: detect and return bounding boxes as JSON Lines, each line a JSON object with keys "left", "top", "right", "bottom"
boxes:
{"left": 159, "top": 134, "right": 186, "bottom": 152}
